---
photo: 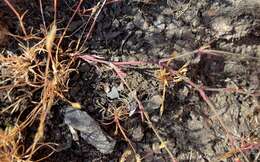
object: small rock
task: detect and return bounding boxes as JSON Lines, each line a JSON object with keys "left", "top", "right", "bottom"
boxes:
{"left": 166, "top": 0, "right": 177, "bottom": 8}
{"left": 211, "top": 17, "right": 233, "bottom": 37}
{"left": 104, "top": 31, "right": 122, "bottom": 40}
{"left": 162, "top": 8, "right": 174, "bottom": 15}
{"left": 133, "top": 12, "right": 148, "bottom": 29}
{"left": 107, "top": 86, "right": 120, "bottom": 99}
{"left": 165, "top": 23, "right": 178, "bottom": 38}
{"left": 178, "top": 86, "right": 189, "bottom": 100}
{"left": 180, "top": 27, "right": 195, "bottom": 40}
{"left": 192, "top": 17, "right": 200, "bottom": 28}
{"left": 112, "top": 19, "right": 120, "bottom": 28}
{"left": 144, "top": 95, "right": 162, "bottom": 111}
{"left": 154, "top": 15, "right": 164, "bottom": 26}
{"left": 131, "top": 125, "right": 144, "bottom": 141}
{"left": 135, "top": 30, "right": 144, "bottom": 38}
{"left": 126, "top": 22, "right": 135, "bottom": 30}
{"left": 156, "top": 24, "right": 166, "bottom": 32}
{"left": 128, "top": 90, "right": 138, "bottom": 116}
{"left": 64, "top": 107, "right": 116, "bottom": 154}
{"left": 152, "top": 142, "right": 161, "bottom": 154}
{"left": 151, "top": 115, "right": 160, "bottom": 123}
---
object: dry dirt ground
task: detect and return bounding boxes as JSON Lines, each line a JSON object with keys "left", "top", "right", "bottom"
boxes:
{"left": 0, "top": 0, "right": 259, "bottom": 162}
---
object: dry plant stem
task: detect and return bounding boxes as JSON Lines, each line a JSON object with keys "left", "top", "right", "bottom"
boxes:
{"left": 75, "top": 10, "right": 97, "bottom": 51}
{"left": 78, "top": 54, "right": 145, "bottom": 117}
{"left": 203, "top": 87, "right": 260, "bottom": 97}
{"left": 160, "top": 80, "right": 167, "bottom": 117}
{"left": 77, "top": 46, "right": 258, "bottom": 161}
{"left": 53, "top": 0, "right": 57, "bottom": 23}
{"left": 119, "top": 77, "right": 177, "bottom": 162}
{"left": 254, "top": 150, "right": 260, "bottom": 162}
{"left": 1, "top": 1, "right": 76, "bottom": 161}
{"left": 71, "top": 0, "right": 122, "bottom": 16}
{"left": 167, "top": 68, "right": 249, "bottom": 161}
{"left": 55, "top": 0, "right": 84, "bottom": 59}
{"left": 158, "top": 46, "right": 256, "bottom": 160}
{"left": 39, "top": 0, "right": 47, "bottom": 32}
{"left": 201, "top": 49, "right": 260, "bottom": 60}
{"left": 0, "top": 125, "right": 42, "bottom": 162}
{"left": 144, "top": 111, "right": 177, "bottom": 162}
{"left": 159, "top": 46, "right": 260, "bottom": 66}
{"left": 78, "top": 55, "right": 177, "bottom": 161}
{"left": 4, "top": 0, "right": 27, "bottom": 36}
{"left": 79, "top": 0, "right": 107, "bottom": 52}
{"left": 30, "top": 25, "right": 57, "bottom": 157}
{"left": 219, "top": 140, "right": 260, "bottom": 160}
{"left": 115, "top": 118, "right": 137, "bottom": 155}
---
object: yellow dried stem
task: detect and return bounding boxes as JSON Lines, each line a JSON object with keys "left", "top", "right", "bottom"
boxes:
{"left": 46, "top": 24, "right": 56, "bottom": 58}
{"left": 155, "top": 68, "right": 169, "bottom": 116}
{"left": 144, "top": 111, "right": 177, "bottom": 161}
{"left": 160, "top": 80, "right": 167, "bottom": 117}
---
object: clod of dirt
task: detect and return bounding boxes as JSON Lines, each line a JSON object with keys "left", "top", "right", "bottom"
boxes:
{"left": 0, "top": 20, "right": 8, "bottom": 46}
{"left": 64, "top": 107, "right": 116, "bottom": 154}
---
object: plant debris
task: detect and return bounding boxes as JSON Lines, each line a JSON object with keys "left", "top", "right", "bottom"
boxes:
{"left": 0, "top": 0, "right": 260, "bottom": 161}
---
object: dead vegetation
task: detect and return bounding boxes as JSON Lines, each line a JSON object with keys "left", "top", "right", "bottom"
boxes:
{"left": 0, "top": 0, "right": 78, "bottom": 161}
{"left": 0, "top": 0, "right": 259, "bottom": 162}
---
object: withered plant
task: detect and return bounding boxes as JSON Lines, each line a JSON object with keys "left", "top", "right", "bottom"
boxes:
{"left": 0, "top": 0, "right": 80, "bottom": 161}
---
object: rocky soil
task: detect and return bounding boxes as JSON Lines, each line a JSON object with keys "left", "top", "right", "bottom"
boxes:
{"left": 0, "top": 0, "right": 259, "bottom": 162}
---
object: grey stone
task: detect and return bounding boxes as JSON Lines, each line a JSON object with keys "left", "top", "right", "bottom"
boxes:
{"left": 144, "top": 95, "right": 162, "bottom": 111}
{"left": 212, "top": 17, "right": 233, "bottom": 34}
{"left": 64, "top": 107, "right": 116, "bottom": 154}
{"left": 165, "top": 23, "right": 178, "bottom": 38}
{"left": 133, "top": 12, "right": 146, "bottom": 29}
{"left": 107, "top": 86, "right": 120, "bottom": 99}
{"left": 132, "top": 125, "right": 144, "bottom": 141}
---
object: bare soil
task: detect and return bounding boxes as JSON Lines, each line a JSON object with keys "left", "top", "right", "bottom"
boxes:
{"left": 0, "top": 0, "right": 259, "bottom": 162}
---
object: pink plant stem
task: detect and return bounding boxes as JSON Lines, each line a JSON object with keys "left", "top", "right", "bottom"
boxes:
{"left": 240, "top": 142, "right": 260, "bottom": 152}
{"left": 77, "top": 54, "right": 147, "bottom": 119}
{"left": 112, "top": 61, "right": 146, "bottom": 66}
{"left": 167, "top": 67, "right": 238, "bottom": 148}
{"left": 204, "top": 87, "right": 260, "bottom": 97}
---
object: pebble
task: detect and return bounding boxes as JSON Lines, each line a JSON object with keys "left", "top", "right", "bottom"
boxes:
{"left": 112, "top": 19, "right": 120, "bottom": 28}
{"left": 64, "top": 107, "right": 116, "bottom": 154}
{"left": 152, "top": 142, "right": 161, "bottom": 154}
{"left": 144, "top": 95, "right": 162, "bottom": 110}
{"left": 126, "top": 22, "right": 135, "bottom": 30}
{"left": 132, "top": 125, "right": 144, "bottom": 141}
{"left": 165, "top": 23, "right": 178, "bottom": 38}
{"left": 133, "top": 12, "right": 146, "bottom": 29}
{"left": 107, "top": 86, "right": 120, "bottom": 99}
{"left": 211, "top": 17, "right": 233, "bottom": 37}
{"left": 151, "top": 115, "right": 160, "bottom": 123}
